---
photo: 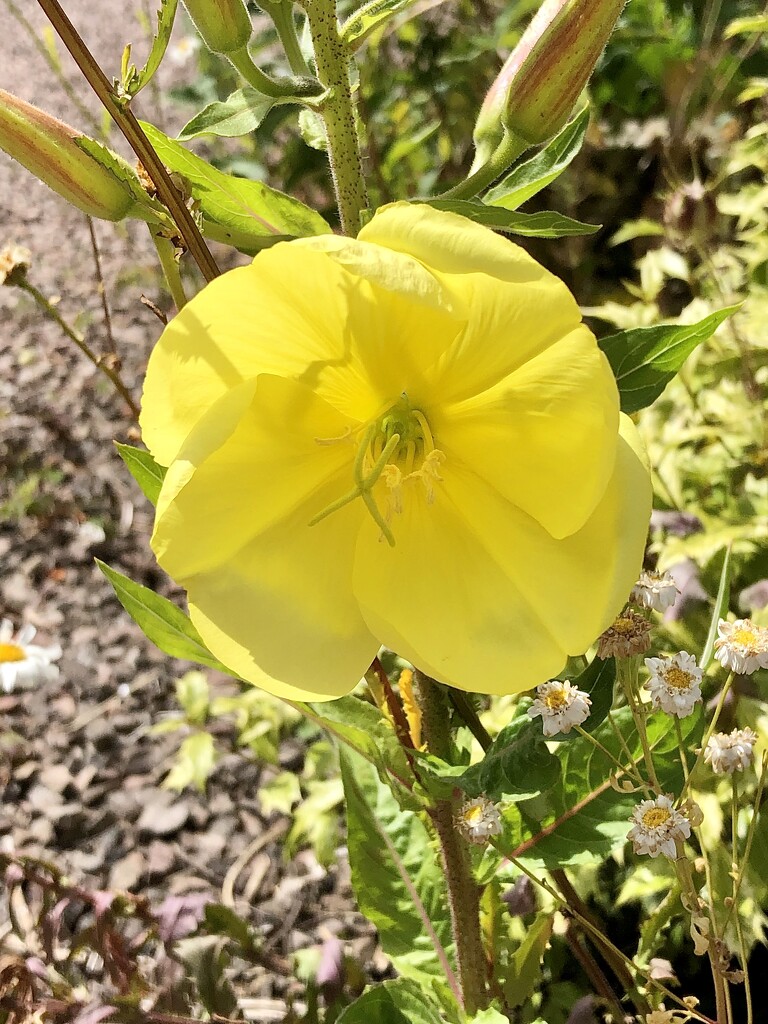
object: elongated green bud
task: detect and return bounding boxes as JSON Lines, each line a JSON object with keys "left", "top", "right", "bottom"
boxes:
{"left": 0, "top": 90, "right": 141, "bottom": 221}
{"left": 182, "top": 0, "right": 252, "bottom": 54}
{"left": 474, "top": 0, "right": 626, "bottom": 163}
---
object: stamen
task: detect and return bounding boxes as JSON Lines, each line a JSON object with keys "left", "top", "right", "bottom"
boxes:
{"left": 413, "top": 410, "right": 435, "bottom": 453}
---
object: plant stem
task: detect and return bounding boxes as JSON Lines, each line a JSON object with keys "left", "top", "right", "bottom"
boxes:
{"left": 617, "top": 657, "right": 661, "bottom": 791}
{"left": 303, "top": 0, "right": 368, "bottom": 234}
{"left": 681, "top": 672, "right": 735, "bottom": 800}
{"left": 414, "top": 671, "right": 488, "bottom": 1015}
{"left": 151, "top": 232, "right": 188, "bottom": 311}
{"left": 263, "top": 0, "right": 313, "bottom": 76}
{"left": 35, "top": 0, "right": 220, "bottom": 283}
{"left": 16, "top": 277, "right": 140, "bottom": 420}
{"left": 228, "top": 44, "right": 319, "bottom": 96}
{"left": 436, "top": 130, "right": 529, "bottom": 200}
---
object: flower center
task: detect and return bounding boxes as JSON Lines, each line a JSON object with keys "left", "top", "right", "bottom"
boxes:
{"left": 312, "top": 396, "right": 445, "bottom": 546}
{"left": 642, "top": 807, "right": 671, "bottom": 829}
{"left": 0, "top": 642, "right": 26, "bottom": 663}
{"left": 664, "top": 667, "right": 693, "bottom": 690}
{"left": 462, "top": 805, "right": 484, "bottom": 825}
{"left": 731, "top": 626, "right": 759, "bottom": 650}
{"left": 544, "top": 688, "right": 568, "bottom": 710}
{"left": 613, "top": 617, "right": 635, "bottom": 635}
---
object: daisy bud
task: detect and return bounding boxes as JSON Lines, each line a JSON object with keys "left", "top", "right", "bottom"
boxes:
{"left": 473, "top": 0, "right": 626, "bottom": 163}
{"left": 182, "top": 0, "right": 252, "bottom": 54}
{"left": 0, "top": 242, "right": 30, "bottom": 286}
{"left": 456, "top": 796, "right": 502, "bottom": 845}
{"left": 0, "top": 90, "right": 141, "bottom": 222}
{"left": 714, "top": 618, "right": 768, "bottom": 675}
{"left": 631, "top": 568, "right": 679, "bottom": 613}
{"left": 627, "top": 794, "right": 691, "bottom": 859}
{"left": 528, "top": 679, "right": 591, "bottom": 736}
{"left": 704, "top": 728, "right": 758, "bottom": 775}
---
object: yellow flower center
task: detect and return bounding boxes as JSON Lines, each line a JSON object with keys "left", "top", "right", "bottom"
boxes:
{"left": 642, "top": 807, "right": 671, "bottom": 829}
{"left": 613, "top": 617, "right": 635, "bottom": 635}
{"left": 463, "top": 805, "right": 484, "bottom": 825}
{"left": 664, "top": 667, "right": 693, "bottom": 690}
{"left": 0, "top": 642, "right": 26, "bottom": 663}
{"left": 731, "top": 626, "right": 759, "bottom": 650}
{"left": 544, "top": 688, "right": 568, "bottom": 710}
{"left": 312, "top": 396, "right": 445, "bottom": 546}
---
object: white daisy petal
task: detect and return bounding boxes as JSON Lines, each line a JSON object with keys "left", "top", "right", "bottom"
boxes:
{"left": 0, "top": 620, "right": 61, "bottom": 693}
{"left": 528, "top": 680, "right": 592, "bottom": 736}
{"left": 704, "top": 728, "right": 758, "bottom": 775}
{"left": 631, "top": 569, "right": 680, "bottom": 612}
{"left": 714, "top": 619, "right": 768, "bottom": 675}
{"left": 456, "top": 796, "right": 502, "bottom": 844}
{"left": 644, "top": 652, "right": 702, "bottom": 718}
{"left": 627, "top": 794, "right": 691, "bottom": 859}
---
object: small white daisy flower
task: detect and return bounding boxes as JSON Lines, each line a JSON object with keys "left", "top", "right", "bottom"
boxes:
{"left": 704, "top": 727, "right": 758, "bottom": 775}
{"left": 167, "top": 35, "right": 201, "bottom": 67}
{"left": 528, "top": 680, "right": 591, "bottom": 736}
{"left": 644, "top": 652, "right": 703, "bottom": 718}
{"left": 627, "top": 794, "right": 691, "bottom": 859}
{"left": 0, "top": 618, "right": 61, "bottom": 693}
{"left": 456, "top": 796, "right": 502, "bottom": 845}
{"left": 714, "top": 618, "right": 768, "bottom": 675}
{"left": 631, "top": 569, "right": 680, "bottom": 612}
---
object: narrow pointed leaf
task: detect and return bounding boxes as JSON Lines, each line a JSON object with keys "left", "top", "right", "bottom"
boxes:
{"left": 179, "top": 87, "right": 307, "bottom": 140}
{"left": 701, "top": 545, "right": 732, "bottom": 671}
{"left": 115, "top": 442, "right": 166, "bottom": 506}
{"left": 424, "top": 199, "right": 599, "bottom": 237}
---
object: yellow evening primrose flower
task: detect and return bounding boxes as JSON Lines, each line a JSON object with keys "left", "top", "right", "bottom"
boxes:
{"left": 140, "top": 203, "right": 652, "bottom": 701}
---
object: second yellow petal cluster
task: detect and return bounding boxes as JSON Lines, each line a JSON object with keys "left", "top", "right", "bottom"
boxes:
{"left": 141, "top": 203, "right": 652, "bottom": 700}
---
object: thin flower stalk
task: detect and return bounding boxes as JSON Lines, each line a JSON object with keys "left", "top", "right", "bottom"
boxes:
{"left": 681, "top": 672, "right": 736, "bottom": 799}
{"left": 731, "top": 778, "right": 753, "bottom": 1024}
{"left": 618, "top": 657, "right": 661, "bottom": 792}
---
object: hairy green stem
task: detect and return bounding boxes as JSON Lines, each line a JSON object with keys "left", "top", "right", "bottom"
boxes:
{"left": 35, "top": 0, "right": 220, "bottom": 283}
{"left": 414, "top": 672, "right": 488, "bottom": 1015}
{"left": 436, "top": 130, "right": 529, "bottom": 200}
{"left": 263, "top": 0, "right": 313, "bottom": 76}
{"left": 303, "top": 0, "right": 368, "bottom": 234}
{"left": 228, "top": 44, "right": 319, "bottom": 96}
{"left": 152, "top": 233, "right": 188, "bottom": 311}
{"left": 617, "top": 657, "right": 661, "bottom": 791}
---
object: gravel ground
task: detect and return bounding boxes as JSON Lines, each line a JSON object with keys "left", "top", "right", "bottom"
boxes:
{"left": 0, "top": 4, "right": 371, "bottom": 1011}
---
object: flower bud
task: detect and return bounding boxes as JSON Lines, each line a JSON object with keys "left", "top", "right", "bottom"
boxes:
{"left": 182, "top": 0, "right": 252, "bottom": 54}
{"left": 0, "top": 90, "right": 140, "bottom": 221}
{"left": 473, "top": 0, "right": 625, "bottom": 162}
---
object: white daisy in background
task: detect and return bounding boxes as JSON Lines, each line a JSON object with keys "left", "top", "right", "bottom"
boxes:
{"left": 528, "top": 680, "right": 591, "bottom": 736}
{"left": 714, "top": 618, "right": 768, "bottom": 675}
{"left": 0, "top": 618, "right": 61, "bottom": 693}
{"left": 631, "top": 569, "right": 680, "bottom": 613}
{"left": 644, "top": 652, "right": 703, "bottom": 718}
{"left": 456, "top": 796, "right": 502, "bottom": 845}
{"left": 627, "top": 794, "right": 691, "bottom": 858}
{"left": 704, "top": 728, "right": 758, "bottom": 775}
{"left": 167, "top": 35, "right": 201, "bottom": 67}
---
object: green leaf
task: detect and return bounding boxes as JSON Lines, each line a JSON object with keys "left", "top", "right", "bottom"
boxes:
{"left": 424, "top": 200, "right": 599, "bottom": 237}
{"left": 340, "top": 748, "right": 458, "bottom": 997}
{"left": 115, "top": 442, "right": 166, "bottom": 506}
{"left": 302, "top": 696, "right": 417, "bottom": 808}
{"left": 484, "top": 107, "right": 590, "bottom": 210}
{"left": 456, "top": 710, "right": 560, "bottom": 802}
{"left": 176, "top": 670, "right": 210, "bottom": 726}
{"left": 122, "top": 0, "right": 178, "bottom": 98}
{"left": 336, "top": 979, "right": 445, "bottom": 1024}
{"left": 76, "top": 136, "right": 165, "bottom": 221}
{"left": 341, "top": 0, "right": 430, "bottom": 49}
{"left": 204, "top": 903, "right": 259, "bottom": 955}
{"left": 96, "top": 560, "right": 230, "bottom": 672}
{"left": 598, "top": 306, "right": 739, "bottom": 414}
{"left": 724, "top": 14, "right": 768, "bottom": 36}
{"left": 140, "top": 122, "right": 331, "bottom": 251}
{"left": 468, "top": 1009, "right": 515, "bottom": 1024}
{"left": 503, "top": 912, "right": 554, "bottom": 1008}
{"left": 179, "top": 87, "right": 306, "bottom": 140}
{"left": 164, "top": 731, "right": 218, "bottom": 791}
{"left": 701, "top": 545, "right": 732, "bottom": 671}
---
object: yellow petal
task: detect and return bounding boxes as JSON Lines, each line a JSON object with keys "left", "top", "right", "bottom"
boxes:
{"left": 153, "top": 374, "right": 359, "bottom": 580}
{"left": 352, "top": 488, "right": 568, "bottom": 694}
{"left": 187, "top": 475, "right": 377, "bottom": 701}
{"left": 141, "top": 242, "right": 462, "bottom": 467}
{"left": 431, "top": 326, "right": 619, "bottom": 538}
{"left": 360, "top": 202, "right": 583, "bottom": 403}
{"left": 439, "top": 414, "right": 651, "bottom": 659}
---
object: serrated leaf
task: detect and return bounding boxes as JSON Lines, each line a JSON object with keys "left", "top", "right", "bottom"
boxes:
{"left": 115, "top": 442, "right": 166, "bottom": 505}
{"left": 140, "top": 122, "right": 331, "bottom": 251}
{"left": 340, "top": 748, "right": 458, "bottom": 997}
{"left": 341, "top": 0, "right": 431, "bottom": 49}
{"left": 179, "top": 87, "right": 303, "bottom": 140}
{"left": 598, "top": 306, "right": 739, "bottom": 413}
{"left": 75, "top": 136, "right": 158, "bottom": 210}
{"left": 123, "top": 0, "right": 178, "bottom": 98}
{"left": 484, "top": 107, "right": 590, "bottom": 210}
{"left": 164, "top": 731, "right": 217, "bottom": 791}
{"left": 456, "top": 710, "right": 560, "bottom": 802}
{"left": 336, "top": 979, "right": 445, "bottom": 1024}
{"left": 96, "top": 560, "right": 230, "bottom": 672}
{"left": 701, "top": 545, "right": 732, "bottom": 672}
{"left": 423, "top": 200, "right": 599, "bottom": 237}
